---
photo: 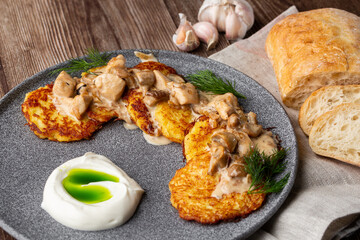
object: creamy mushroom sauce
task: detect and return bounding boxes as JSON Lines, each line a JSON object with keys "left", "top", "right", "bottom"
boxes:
{"left": 51, "top": 52, "right": 278, "bottom": 198}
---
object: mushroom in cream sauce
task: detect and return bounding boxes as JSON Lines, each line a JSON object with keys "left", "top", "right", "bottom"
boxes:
{"left": 208, "top": 93, "right": 239, "bottom": 120}
{"left": 105, "top": 54, "right": 129, "bottom": 78}
{"left": 168, "top": 82, "right": 199, "bottom": 105}
{"left": 51, "top": 58, "right": 132, "bottom": 123}
{"left": 72, "top": 94, "right": 93, "bottom": 120}
{"left": 144, "top": 90, "right": 169, "bottom": 106}
{"left": 53, "top": 71, "right": 77, "bottom": 97}
{"left": 153, "top": 70, "right": 171, "bottom": 91}
{"left": 135, "top": 69, "right": 155, "bottom": 92}
{"left": 94, "top": 73, "right": 126, "bottom": 102}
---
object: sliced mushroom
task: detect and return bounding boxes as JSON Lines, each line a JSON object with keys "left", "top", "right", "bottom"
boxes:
{"left": 208, "top": 142, "right": 229, "bottom": 175}
{"left": 143, "top": 90, "right": 169, "bottom": 106}
{"left": 76, "top": 83, "right": 87, "bottom": 95}
{"left": 252, "top": 131, "right": 278, "bottom": 156}
{"left": 105, "top": 55, "right": 129, "bottom": 78}
{"left": 208, "top": 93, "right": 239, "bottom": 120}
{"left": 217, "top": 100, "right": 234, "bottom": 120}
{"left": 208, "top": 112, "right": 220, "bottom": 128}
{"left": 227, "top": 113, "right": 240, "bottom": 128}
{"left": 227, "top": 159, "right": 247, "bottom": 178}
{"left": 53, "top": 71, "right": 77, "bottom": 97}
{"left": 234, "top": 131, "right": 253, "bottom": 157}
{"left": 123, "top": 71, "right": 139, "bottom": 89}
{"left": 237, "top": 110, "right": 248, "bottom": 124}
{"left": 167, "top": 74, "right": 185, "bottom": 83}
{"left": 211, "top": 131, "right": 238, "bottom": 153}
{"left": 247, "top": 112, "right": 258, "bottom": 125}
{"left": 71, "top": 94, "right": 93, "bottom": 120}
{"left": 242, "top": 112, "right": 262, "bottom": 137}
{"left": 191, "top": 96, "right": 216, "bottom": 116}
{"left": 94, "top": 73, "right": 126, "bottom": 102}
{"left": 135, "top": 70, "right": 155, "bottom": 90}
{"left": 242, "top": 123, "right": 262, "bottom": 137}
{"left": 153, "top": 70, "right": 171, "bottom": 90}
{"left": 134, "top": 51, "right": 158, "bottom": 62}
{"left": 168, "top": 82, "right": 199, "bottom": 105}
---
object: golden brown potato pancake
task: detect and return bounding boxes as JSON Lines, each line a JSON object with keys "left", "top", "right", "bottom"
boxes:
{"left": 21, "top": 84, "right": 105, "bottom": 142}
{"left": 169, "top": 154, "right": 265, "bottom": 224}
{"left": 154, "top": 102, "right": 194, "bottom": 143}
{"left": 183, "top": 116, "right": 216, "bottom": 161}
{"left": 169, "top": 117, "right": 265, "bottom": 224}
{"left": 125, "top": 89, "right": 157, "bottom": 136}
{"left": 87, "top": 105, "right": 118, "bottom": 123}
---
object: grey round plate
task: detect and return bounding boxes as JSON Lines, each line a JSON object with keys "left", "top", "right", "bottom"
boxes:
{"left": 0, "top": 49, "right": 298, "bottom": 240}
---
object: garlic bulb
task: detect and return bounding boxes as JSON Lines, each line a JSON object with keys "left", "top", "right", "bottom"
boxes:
{"left": 193, "top": 22, "right": 219, "bottom": 50}
{"left": 198, "top": 0, "right": 254, "bottom": 40}
{"left": 173, "top": 13, "right": 200, "bottom": 52}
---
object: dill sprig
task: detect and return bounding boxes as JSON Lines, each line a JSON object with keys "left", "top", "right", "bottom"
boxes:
{"left": 50, "top": 48, "right": 111, "bottom": 76}
{"left": 244, "top": 147, "right": 290, "bottom": 194}
{"left": 185, "top": 70, "right": 246, "bottom": 99}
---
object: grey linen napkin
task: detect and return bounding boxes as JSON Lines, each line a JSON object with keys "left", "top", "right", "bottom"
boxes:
{"left": 210, "top": 6, "right": 360, "bottom": 240}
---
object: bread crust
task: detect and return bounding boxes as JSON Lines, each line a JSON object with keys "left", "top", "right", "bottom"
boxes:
{"left": 309, "top": 103, "right": 360, "bottom": 167}
{"left": 266, "top": 8, "right": 360, "bottom": 109}
{"left": 299, "top": 85, "right": 360, "bottom": 135}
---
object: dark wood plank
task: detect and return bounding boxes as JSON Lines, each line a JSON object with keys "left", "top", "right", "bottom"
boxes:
{"left": 0, "top": 58, "right": 9, "bottom": 97}
{"left": 0, "top": 229, "right": 14, "bottom": 240}
{"left": 98, "top": 0, "right": 177, "bottom": 50}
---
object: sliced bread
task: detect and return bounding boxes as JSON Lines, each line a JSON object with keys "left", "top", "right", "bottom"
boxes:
{"left": 299, "top": 85, "right": 360, "bottom": 136}
{"left": 309, "top": 103, "right": 360, "bottom": 167}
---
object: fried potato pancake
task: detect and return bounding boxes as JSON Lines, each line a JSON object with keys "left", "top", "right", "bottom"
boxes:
{"left": 169, "top": 154, "right": 265, "bottom": 224}
{"left": 154, "top": 102, "right": 194, "bottom": 143}
{"left": 132, "top": 61, "right": 177, "bottom": 76}
{"left": 169, "top": 117, "right": 265, "bottom": 224}
{"left": 87, "top": 105, "right": 117, "bottom": 123}
{"left": 127, "top": 61, "right": 189, "bottom": 139}
{"left": 183, "top": 116, "right": 216, "bottom": 161}
{"left": 21, "top": 84, "right": 104, "bottom": 142}
{"left": 125, "top": 89, "right": 157, "bottom": 136}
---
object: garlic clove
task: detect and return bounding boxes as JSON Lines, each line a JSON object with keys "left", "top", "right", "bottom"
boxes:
{"left": 225, "top": 7, "right": 247, "bottom": 40}
{"left": 216, "top": 5, "right": 228, "bottom": 32}
{"left": 234, "top": 0, "right": 254, "bottom": 29}
{"left": 198, "top": 0, "right": 254, "bottom": 40}
{"left": 172, "top": 13, "right": 200, "bottom": 52}
{"left": 193, "top": 21, "right": 219, "bottom": 50}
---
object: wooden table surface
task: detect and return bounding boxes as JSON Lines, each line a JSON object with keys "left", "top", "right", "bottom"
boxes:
{"left": 1, "top": 0, "right": 360, "bottom": 239}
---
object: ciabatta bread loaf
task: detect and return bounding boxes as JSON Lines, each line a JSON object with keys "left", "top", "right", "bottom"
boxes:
{"left": 309, "top": 103, "right": 360, "bottom": 167}
{"left": 266, "top": 8, "right": 360, "bottom": 109}
{"left": 299, "top": 85, "right": 360, "bottom": 135}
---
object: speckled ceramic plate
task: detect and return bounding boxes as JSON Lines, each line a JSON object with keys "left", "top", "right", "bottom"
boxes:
{"left": 0, "top": 50, "right": 298, "bottom": 240}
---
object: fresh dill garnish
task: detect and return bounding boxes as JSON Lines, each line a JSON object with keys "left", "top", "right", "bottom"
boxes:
{"left": 185, "top": 70, "right": 246, "bottom": 99}
{"left": 50, "top": 48, "right": 111, "bottom": 76}
{"left": 244, "top": 147, "right": 290, "bottom": 194}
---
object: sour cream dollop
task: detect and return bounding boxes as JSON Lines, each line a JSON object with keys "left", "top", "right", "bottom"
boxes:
{"left": 41, "top": 152, "right": 144, "bottom": 231}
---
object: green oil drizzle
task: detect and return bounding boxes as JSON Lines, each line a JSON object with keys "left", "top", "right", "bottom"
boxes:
{"left": 62, "top": 168, "right": 119, "bottom": 204}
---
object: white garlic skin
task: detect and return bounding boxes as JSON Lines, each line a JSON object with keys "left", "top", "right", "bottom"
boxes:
{"left": 173, "top": 13, "right": 200, "bottom": 52}
{"left": 198, "top": 0, "right": 254, "bottom": 40}
{"left": 193, "top": 21, "right": 219, "bottom": 50}
{"left": 225, "top": 6, "right": 247, "bottom": 40}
